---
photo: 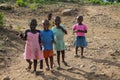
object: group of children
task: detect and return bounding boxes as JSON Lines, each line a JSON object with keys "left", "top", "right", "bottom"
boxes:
{"left": 20, "top": 13, "right": 88, "bottom": 75}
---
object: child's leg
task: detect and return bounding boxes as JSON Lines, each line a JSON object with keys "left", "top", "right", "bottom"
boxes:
{"left": 40, "top": 59, "right": 43, "bottom": 69}
{"left": 26, "top": 59, "right": 32, "bottom": 69}
{"left": 57, "top": 51, "right": 60, "bottom": 67}
{"left": 61, "top": 50, "right": 68, "bottom": 66}
{"left": 33, "top": 59, "right": 37, "bottom": 72}
{"left": 81, "top": 47, "right": 84, "bottom": 58}
{"left": 75, "top": 47, "right": 79, "bottom": 56}
{"left": 61, "top": 50, "right": 65, "bottom": 62}
{"left": 45, "top": 58, "right": 49, "bottom": 70}
{"left": 50, "top": 56, "right": 53, "bottom": 69}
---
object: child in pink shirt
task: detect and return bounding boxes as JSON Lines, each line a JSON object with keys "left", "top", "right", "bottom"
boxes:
{"left": 73, "top": 16, "right": 87, "bottom": 58}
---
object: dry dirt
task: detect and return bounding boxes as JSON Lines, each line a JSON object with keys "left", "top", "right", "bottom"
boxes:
{"left": 0, "top": 3, "right": 120, "bottom": 80}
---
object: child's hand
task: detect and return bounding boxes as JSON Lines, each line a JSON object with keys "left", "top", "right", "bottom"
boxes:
{"left": 59, "top": 26, "right": 67, "bottom": 34}
{"left": 77, "top": 30, "right": 83, "bottom": 32}
{"left": 77, "top": 30, "right": 86, "bottom": 33}
{"left": 19, "top": 33, "right": 23, "bottom": 38}
{"left": 52, "top": 40, "right": 56, "bottom": 44}
{"left": 77, "top": 30, "right": 81, "bottom": 32}
{"left": 58, "top": 26, "right": 63, "bottom": 29}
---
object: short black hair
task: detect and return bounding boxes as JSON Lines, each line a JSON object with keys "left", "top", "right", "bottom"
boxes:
{"left": 77, "top": 16, "right": 83, "bottom": 21}
{"left": 29, "top": 19, "right": 37, "bottom": 27}
{"left": 54, "top": 16, "right": 61, "bottom": 21}
{"left": 48, "top": 13, "right": 52, "bottom": 17}
{"left": 42, "top": 19, "right": 49, "bottom": 24}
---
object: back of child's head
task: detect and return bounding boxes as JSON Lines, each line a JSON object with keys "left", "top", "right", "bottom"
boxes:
{"left": 29, "top": 19, "right": 37, "bottom": 27}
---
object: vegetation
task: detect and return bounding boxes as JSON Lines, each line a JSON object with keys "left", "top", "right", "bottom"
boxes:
{"left": 0, "top": 0, "right": 16, "bottom": 3}
{"left": 15, "top": 0, "right": 120, "bottom": 7}
{"left": 16, "top": 0, "right": 28, "bottom": 7}
{"left": 0, "top": 13, "right": 4, "bottom": 27}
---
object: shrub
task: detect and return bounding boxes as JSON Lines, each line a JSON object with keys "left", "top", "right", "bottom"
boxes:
{"left": 87, "top": 0, "right": 102, "bottom": 5}
{"left": 29, "top": 3, "right": 37, "bottom": 10}
{"left": 0, "top": 13, "right": 4, "bottom": 27}
{"left": 16, "top": 0, "right": 28, "bottom": 7}
{"left": 100, "top": 2, "right": 112, "bottom": 5}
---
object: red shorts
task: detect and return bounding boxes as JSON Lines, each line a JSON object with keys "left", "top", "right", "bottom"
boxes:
{"left": 43, "top": 50, "right": 53, "bottom": 58}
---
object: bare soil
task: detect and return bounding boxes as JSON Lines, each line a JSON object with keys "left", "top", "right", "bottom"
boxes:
{"left": 0, "top": 3, "right": 120, "bottom": 80}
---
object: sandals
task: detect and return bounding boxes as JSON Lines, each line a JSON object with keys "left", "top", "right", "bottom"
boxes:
{"left": 56, "top": 66, "right": 61, "bottom": 70}
{"left": 50, "top": 68, "right": 55, "bottom": 73}
{"left": 26, "top": 61, "right": 32, "bottom": 71}
{"left": 45, "top": 67, "right": 50, "bottom": 71}
{"left": 33, "top": 71, "right": 37, "bottom": 76}
{"left": 74, "top": 54, "right": 79, "bottom": 57}
{"left": 80, "top": 55, "right": 85, "bottom": 59}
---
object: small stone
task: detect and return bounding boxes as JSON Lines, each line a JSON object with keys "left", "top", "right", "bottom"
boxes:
{"left": 90, "top": 65, "right": 97, "bottom": 71}
{"left": 112, "top": 56, "right": 116, "bottom": 59}
{"left": 2, "top": 76, "right": 10, "bottom": 80}
{"left": 62, "top": 9, "right": 75, "bottom": 16}
{"left": 80, "top": 65, "right": 85, "bottom": 68}
{"left": 110, "top": 53, "right": 115, "bottom": 56}
{"left": 66, "top": 67, "right": 73, "bottom": 71}
{"left": 0, "top": 4, "right": 13, "bottom": 10}
{"left": 87, "top": 72, "right": 95, "bottom": 77}
{"left": 105, "top": 65, "right": 111, "bottom": 69}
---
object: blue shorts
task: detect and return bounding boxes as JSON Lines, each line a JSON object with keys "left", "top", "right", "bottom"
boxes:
{"left": 74, "top": 36, "right": 87, "bottom": 47}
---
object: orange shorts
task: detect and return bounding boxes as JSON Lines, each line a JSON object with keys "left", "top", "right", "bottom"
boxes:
{"left": 43, "top": 50, "right": 53, "bottom": 58}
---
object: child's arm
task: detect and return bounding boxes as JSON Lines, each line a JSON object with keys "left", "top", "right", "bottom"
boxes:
{"left": 72, "top": 25, "right": 77, "bottom": 34}
{"left": 77, "top": 30, "right": 87, "bottom": 33}
{"left": 20, "top": 30, "right": 29, "bottom": 40}
{"left": 51, "top": 31, "right": 56, "bottom": 44}
{"left": 39, "top": 31, "right": 42, "bottom": 50}
{"left": 59, "top": 26, "right": 67, "bottom": 34}
{"left": 73, "top": 29, "right": 77, "bottom": 33}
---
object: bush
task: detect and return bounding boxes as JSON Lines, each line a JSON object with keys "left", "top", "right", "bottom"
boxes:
{"left": 100, "top": 2, "right": 112, "bottom": 5}
{"left": 87, "top": 0, "right": 102, "bottom": 5}
{"left": 0, "top": 13, "right": 4, "bottom": 27}
{"left": 16, "top": 0, "right": 28, "bottom": 7}
{"left": 87, "top": 0, "right": 114, "bottom": 5}
{"left": 29, "top": 3, "right": 37, "bottom": 10}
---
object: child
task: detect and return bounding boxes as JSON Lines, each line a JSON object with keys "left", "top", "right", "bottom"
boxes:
{"left": 52, "top": 16, "right": 67, "bottom": 70}
{"left": 40, "top": 19, "right": 54, "bottom": 72}
{"left": 20, "top": 19, "right": 43, "bottom": 75}
{"left": 47, "top": 13, "right": 54, "bottom": 29}
{"left": 72, "top": 16, "right": 87, "bottom": 58}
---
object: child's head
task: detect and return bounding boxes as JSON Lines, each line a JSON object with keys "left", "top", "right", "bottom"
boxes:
{"left": 77, "top": 16, "right": 83, "bottom": 24}
{"left": 54, "top": 16, "right": 61, "bottom": 27}
{"left": 42, "top": 19, "right": 50, "bottom": 30}
{"left": 29, "top": 19, "right": 37, "bottom": 30}
{"left": 47, "top": 13, "right": 52, "bottom": 20}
